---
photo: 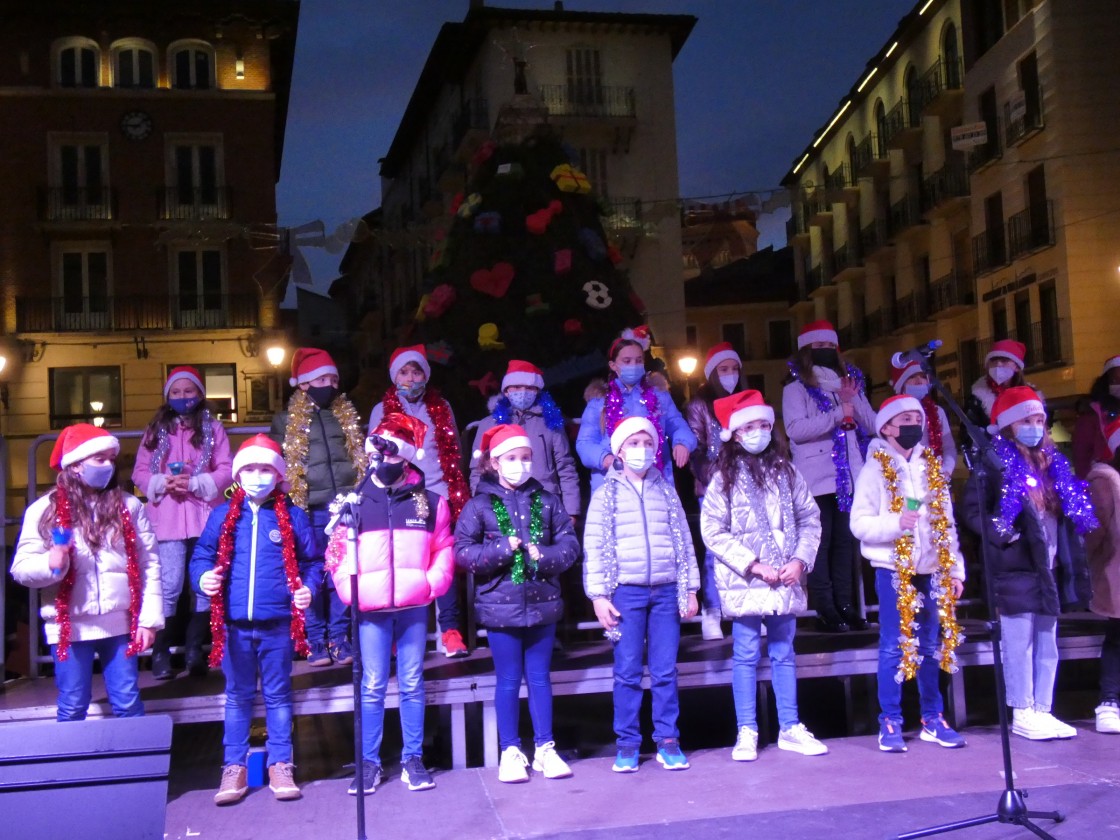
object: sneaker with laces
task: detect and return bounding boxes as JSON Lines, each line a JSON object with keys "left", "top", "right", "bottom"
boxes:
{"left": 328, "top": 639, "right": 353, "bottom": 666}
{"left": 878, "top": 718, "right": 907, "bottom": 752}
{"left": 400, "top": 755, "right": 435, "bottom": 790}
{"left": 919, "top": 715, "right": 967, "bottom": 748}
{"left": 531, "top": 741, "right": 572, "bottom": 779}
{"left": 612, "top": 747, "right": 639, "bottom": 773}
{"left": 307, "top": 641, "right": 331, "bottom": 667}
{"left": 1096, "top": 701, "right": 1120, "bottom": 734}
{"left": 498, "top": 746, "right": 530, "bottom": 783}
{"left": 655, "top": 738, "right": 690, "bottom": 770}
{"left": 731, "top": 726, "right": 758, "bottom": 762}
{"left": 778, "top": 723, "right": 829, "bottom": 756}
{"left": 1033, "top": 709, "right": 1077, "bottom": 739}
{"left": 214, "top": 764, "right": 248, "bottom": 806}
{"left": 1011, "top": 707, "right": 1055, "bottom": 740}
{"left": 268, "top": 761, "right": 301, "bottom": 800}
{"left": 700, "top": 609, "right": 725, "bottom": 641}
{"left": 441, "top": 629, "right": 469, "bottom": 659}
{"left": 348, "top": 761, "right": 381, "bottom": 795}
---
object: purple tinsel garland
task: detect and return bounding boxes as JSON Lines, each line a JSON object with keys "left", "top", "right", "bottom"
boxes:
{"left": 991, "top": 436, "right": 1098, "bottom": 536}
{"left": 604, "top": 378, "right": 665, "bottom": 472}
{"left": 493, "top": 389, "right": 564, "bottom": 431}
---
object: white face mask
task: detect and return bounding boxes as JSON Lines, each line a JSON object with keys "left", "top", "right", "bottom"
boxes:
{"left": 989, "top": 366, "right": 1015, "bottom": 385}
{"left": 718, "top": 373, "right": 740, "bottom": 394}
{"left": 736, "top": 429, "right": 771, "bottom": 454}
{"left": 240, "top": 471, "right": 278, "bottom": 500}
{"left": 498, "top": 460, "right": 533, "bottom": 487}
{"left": 622, "top": 447, "right": 655, "bottom": 473}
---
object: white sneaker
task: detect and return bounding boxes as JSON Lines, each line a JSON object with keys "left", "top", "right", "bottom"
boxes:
{"left": 731, "top": 726, "right": 758, "bottom": 762}
{"left": 498, "top": 746, "right": 529, "bottom": 783}
{"left": 1034, "top": 709, "right": 1077, "bottom": 739}
{"left": 1095, "top": 702, "right": 1120, "bottom": 734}
{"left": 1011, "top": 707, "right": 1055, "bottom": 740}
{"left": 701, "top": 609, "right": 725, "bottom": 641}
{"left": 777, "top": 723, "right": 829, "bottom": 756}
{"left": 531, "top": 741, "right": 572, "bottom": 779}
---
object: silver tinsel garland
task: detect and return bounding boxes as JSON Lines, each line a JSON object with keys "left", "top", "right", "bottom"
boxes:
{"left": 735, "top": 464, "right": 799, "bottom": 569}
{"left": 152, "top": 411, "right": 215, "bottom": 477}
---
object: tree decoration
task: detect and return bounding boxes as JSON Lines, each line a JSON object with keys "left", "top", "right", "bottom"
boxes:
{"left": 470, "top": 262, "right": 515, "bottom": 298}
{"left": 525, "top": 293, "right": 550, "bottom": 315}
{"left": 583, "top": 280, "right": 612, "bottom": 309}
{"left": 471, "top": 140, "right": 497, "bottom": 170}
{"left": 426, "top": 340, "right": 453, "bottom": 366}
{"left": 495, "top": 162, "right": 524, "bottom": 178}
{"left": 423, "top": 284, "right": 456, "bottom": 319}
{"left": 554, "top": 248, "right": 573, "bottom": 275}
{"left": 473, "top": 211, "right": 502, "bottom": 234}
{"left": 607, "top": 244, "right": 623, "bottom": 265}
{"left": 478, "top": 323, "right": 505, "bottom": 350}
{"left": 415, "top": 294, "right": 431, "bottom": 322}
{"left": 563, "top": 318, "right": 583, "bottom": 336}
{"left": 579, "top": 227, "right": 607, "bottom": 261}
{"left": 550, "top": 163, "right": 592, "bottom": 193}
{"left": 456, "top": 192, "right": 483, "bottom": 220}
{"left": 469, "top": 371, "right": 500, "bottom": 396}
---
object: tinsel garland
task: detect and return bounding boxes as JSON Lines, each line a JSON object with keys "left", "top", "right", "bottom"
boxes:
{"left": 150, "top": 410, "right": 215, "bottom": 476}
{"left": 490, "top": 490, "right": 543, "bottom": 584}
{"left": 921, "top": 397, "right": 943, "bottom": 460}
{"left": 923, "top": 447, "right": 964, "bottom": 673}
{"left": 873, "top": 448, "right": 921, "bottom": 683}
{"left": 52, "top": 488, "right": 143, "bottom": 661}
{"left": 382, "top": 386, "right": 469, "bottom": 523}
{"left": 788, "top": 361, "right": 870, "bottom": 511}
{"left": 208, "top": 487, "right": 309, "bottom": 667}
{"left": 283, "top": 391, "right": 367, "bottom": 510}
{"left": 603, "top": 378, "right": 665, "bottom": 472}
{"left": 990, "top": 436, "right": 1099, "bottom": 538}
{"left": 492, "top": 390, "right": 564, "bottom": 432}
{"left": 733, "top": 462, "right": 799, "bottom": 570}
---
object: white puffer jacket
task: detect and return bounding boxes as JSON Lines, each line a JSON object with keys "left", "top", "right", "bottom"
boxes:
{"left": 583, "top": 468, "right": 699, "bottom": 599}
{"left": 701, "top": 464, "right": 821, "bottom": 617}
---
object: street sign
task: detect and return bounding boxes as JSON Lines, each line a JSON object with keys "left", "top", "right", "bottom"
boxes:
{"left": 951, "top": 122, "right": 988, "bottom": 150}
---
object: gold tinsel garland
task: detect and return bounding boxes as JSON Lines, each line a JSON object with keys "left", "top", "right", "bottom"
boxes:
{"left": 923, "top": 448, "right": 965, "bottom": 673}
{"left": 283, "top": 390, "right": 368, "bottom": 509}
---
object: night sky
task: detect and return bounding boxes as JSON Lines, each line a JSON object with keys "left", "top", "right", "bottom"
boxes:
{"left": 275, "top": 0, "right": 912, "bottom": 290}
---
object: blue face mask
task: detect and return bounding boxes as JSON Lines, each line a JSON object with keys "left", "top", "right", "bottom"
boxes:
{"left": 903, "top": 383, "right": 929, "bottom": 400}
{"left": 397, "top": 381, "right": 425, "bottom": 401}
{"left": 617, "top": 364, "right": 645, "bottom": 387}
{"left": 79, "top": 462, "right": 115, "bottom": 490}
{"left": 1015, "top": 425, "right": 1045, "bottom": 448}
{"left": 168, "top": 396, "right": 200, "bottom": 415}
{"left": 507, "top": 390, "right": 537, "bottom": 411}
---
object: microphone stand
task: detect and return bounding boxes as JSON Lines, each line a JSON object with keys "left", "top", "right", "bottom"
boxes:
{"left": 895, "top": 350, "right": 1064, "bottom": 840}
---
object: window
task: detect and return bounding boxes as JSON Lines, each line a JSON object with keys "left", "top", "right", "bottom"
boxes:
{"left": 991, "top": 300, "right": 1008, "bottom": 340}
{"left": 942, "top": 22, "right": 961, "bottom": 87}
{"left": 1013, "top": 291, "right": 1032, "bottom": 356}
{"left": 965, "top": 0, "right": 1004, "bottom": 64}
{"left": 58, "top": 245, "right": 111, "bottom": 330}
{"left": 1017, "top": 51, "right": 1041, "bottom": 128}
{"left": 579, "top": 148, "right": 608, "bottom": 197}
{"left": 170, "top": 41, "right": 213, "bottom": 89}
{"left": 175, "top": 249, "right": 224, "bottom": 328}
{"left": 112, "top": 41, "right": 155, "bottom": 88}
{"left": 56, "top": 38, "right": 100, "bottom": 87}
{"left": 165, "top": 137, "right": 226, "bottom": 218}
{"left": 167, "top": 362, "right": 237, "bottom": 420}
{"left": 685, "top": 325, "right": 698, "bottom": 347}
{"left": 721, "top": 323, "right": 747, "bottom": 360}
{"left": 49, "top": 366, "right": 122, "bottom": 429}
{"left": 1004, "top": 0, "right": 1037, "bottom": 29}
{"left": 566, "top": 48, "right": 602, "bottom": 105}
{"left": 1039, "top": 282, "right": 1061, "bottom": 364}
{"left": 49, "top": 137, "right": 110, "bottom": 219}
{"left": 768, "top": 320, "right": 792, "bottom": 359}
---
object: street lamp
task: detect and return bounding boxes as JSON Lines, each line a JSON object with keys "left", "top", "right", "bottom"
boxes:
{"left": 677, "top": 353, "right": 698, "bottom": 399}
{"left": 265, "top": 344, "right": 286, "bottom": 368}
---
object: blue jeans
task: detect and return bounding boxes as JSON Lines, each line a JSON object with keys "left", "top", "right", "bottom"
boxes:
{"left": 358, "top": 605, "right": 428, "bottom": 764}
{"left": 221, "top": 620, "right": 293, "bottom": 767}
{"left": 488, "top": 623, "right": 557, "bottom": 749}
{"left": 1000, "top": 612, "right": 1059, "bottom": 711}
{"left": 732, "top": 614, "right": 799, "bottom": 731}
{"left": 875, "top": 568, "right": 944, "bottom": 723}
{"left": 52, "top": 634, "right": 144, "bottom": 721}
{"left": 157, "top": 538, "right": 208, "bottom": 615}
{"left": 305, "top": 507, "right": 349, "bottom": 645}
{"left": 611, "top": 583, "right": 682, "bottom": 748}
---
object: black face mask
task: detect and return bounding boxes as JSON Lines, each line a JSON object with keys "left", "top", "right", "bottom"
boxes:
{"left": 894, "top": 424, "right": 924, "bottom": 450}
{"left": 374, "top": 460, "right": 406, "bottom": 486}
{"left": 810, "top": 348, "right": 841, "bottom": 369}
{"left": 306, "top": 385, "right": 338, "bottom": 409}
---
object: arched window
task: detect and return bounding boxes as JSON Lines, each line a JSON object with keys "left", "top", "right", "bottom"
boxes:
{"left": 942, "top": 22, "right": 961, "bottom": 88}
{"left": 904, "top": 64, "right": 920, "bottom": 123}
{"left": 111, "top": 39, "right": 156, "bottom": 88}
{"left": 169, "top": 40, "right": 214, "bottom": 90}
{"left": 874, "top": 99, "right": 887, "bottom": 155}
{"left": 847, "top": 134, "right": 858, "bottom": 177}
{"left": 54, "top": 37, "right": 100, "bottom": 88}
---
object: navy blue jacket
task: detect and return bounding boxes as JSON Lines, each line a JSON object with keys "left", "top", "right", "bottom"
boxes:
{"left": 191, "top": 494, "right": 320, "bottom": 623}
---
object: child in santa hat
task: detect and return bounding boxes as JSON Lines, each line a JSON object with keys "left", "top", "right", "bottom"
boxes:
{"left": 133, "top": 365, "right": 233, "bottom": 679}
{"left": 368, "top": 344, "right": 470, "bottom": 658}
{"left": 12, "top": 424, "right": 164, "bottom": 721}
{"left": 850, "top": 395, "right": 967, "bottom": 753}
{"left": 584, "top": 416, "right": 699, "bottom": 774}
{"left": 963, "top": 339, "right": 1044, "bottom": 430}
{"left": 456, "top": 423, "right": 580, "bottom": 783}
{"left": 1084, "top": 417, "right": 1120, "bottom": 734}
{"left": 191, "top": 434, "right": 318, "bottom": 805}
{"left": 888, "top": 357, "right": 958, "bottom": 476}
{"left": 325, "top": 413, "right": 455, "bottom": 795}
{"left": 270, "top": 347, "right": 366, "bottom": 667}
{"left": 700, "top": 390, "right": 827, "bottom": 762}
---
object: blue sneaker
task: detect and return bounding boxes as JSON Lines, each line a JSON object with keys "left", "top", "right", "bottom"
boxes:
{"left": 655, "top": 739, "right": 690, "bottom": 770}
{"left": 307, "top": 642, "right": 331, "bottom": 667}
{"left": 612, "top": 747, "right": 639, "bottom": 773}
{"left": 920, "top": 715, "right": 966, "bottom": 748}
{"left": 878, "top": 718, "right": 907, "bottom": 752}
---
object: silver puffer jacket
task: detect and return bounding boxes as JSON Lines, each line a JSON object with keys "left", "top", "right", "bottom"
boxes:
{"left": 700, "top": 463, "right": 822, "bottom": 617}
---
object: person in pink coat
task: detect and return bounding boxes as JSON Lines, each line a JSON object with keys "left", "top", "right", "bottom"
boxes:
{"left": 132, "top": 366, "right": 232, "bottom": 678}
{"left": 324, "top": 412, "right": 454, "bottom": 796}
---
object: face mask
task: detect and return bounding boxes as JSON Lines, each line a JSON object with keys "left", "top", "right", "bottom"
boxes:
{"left": 168, "top": 396, "right": 200, "bottom": 414}
{"left": 736, "top": 429, "right": 771, "bottom": 454}
{"left": 306, "top": 385, "right": 338, "bottom": 409}
{"left": 718, "top": 373, "right": 740, "bottom": 394}
{"left": 240, "top": 473, "right": 277, "bottom": 500}
{"left": 989, "top": 366, "right": 1015, "bottom": 385}
{"left": 1108, "top": 385, "right": 1120, "bottom": 400}
{"left": 903, "top": 383, "right": 929, "bottom": 400}
{"left": 894, "top": 424, "right": 924, "bottom": 450}
{"left": 622, "top": 447, "right": 655, "bottom": 473}
{"left": 375, "top": 460, "right": 406, "bottom": 486}
{"left": 1014, "top": 425, "right": 1045, "bottom": 448}
{"left": 617, "top": 364, "right": 645, "bottom": 387}
{"left": 498, "top": 460, "right": 533, "bottom": 487}
{"left": 507, "top": 391, "right": 536, "bottom": 411}
{"left": 79, "top": 462, "right": 115, "bottom": 490}
{"left": 397, "top": 381, "right": 425, "bottom": 401}
{"left": 810, "top": 348, "right": 840, "bottom": 369}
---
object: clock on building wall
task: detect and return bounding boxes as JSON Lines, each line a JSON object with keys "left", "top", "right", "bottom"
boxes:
{"left": 120, "top": 110, "right": 153, "bottom": 141}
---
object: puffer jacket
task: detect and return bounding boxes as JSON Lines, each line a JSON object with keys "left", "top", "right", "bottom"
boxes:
{"left": 454, "top": 475, "right": 579, "bottom": 628}
{"left": 782, "top": 376, "right": 877, "bottom": 497}
{"left": 1086, "top": 462, "right": 1120, "bottom": 618}
{"left": 469, "top": 405, "right": 581, "bottom": 516}
{"left": 13, "top": 491, "right": 164, "bottom": 644}
{"left": 327, "top": 468, "right": 455, "bottom": 612}
{"left": 849, "top": 439, "right": 966, "bottom": 579}
{"left": 271, "top": 393, "right": 363, "bottom": 508}
{"left": 700, "top": 463, "right": 821, "bottom": 617}
{"left": 685, "top": 394, "right": 724, "bottom": 497}
{"left": 583, "top": 467, "right": 700, "bottom": 600}
{"left": 190, "top": 494, "right": 320, "bottom": 623}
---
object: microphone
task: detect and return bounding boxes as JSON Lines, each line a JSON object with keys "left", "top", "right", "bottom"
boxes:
{"left": 365, "top": 434, "right": 399, "bottom": 464}
{"left": 891, "top": 340, "right": 943, "bottom": 368}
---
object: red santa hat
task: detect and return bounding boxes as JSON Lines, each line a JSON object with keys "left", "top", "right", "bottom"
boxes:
{"left": 50, "top": 423, "right": 121, "bottom": 470}
{"left": 370, "top": 412, "right": 427, "bottom": 464}
{"left": 502, "top": 360, "right": 544, "bottom": 391}
{"left": 703, "top": 342, "right": 742, "bottom": 381}
{"left": 163, "top": 365, "right": 205, "bottom": 398}
{"left": 713, "top": 390, "right": 774, "bottom": 441}
{"left": 474, "top": 423, "right": 532, "bottom": 460}
{"left": 389, "top": 345, "right": 431, "bottom": 383}
{"left": 1103, "top": 355, "right": 1120, "bottom": 376}
{"left": 875, "top": 394, "right": 926, "bottom": 434}
{"left": 1106, "top": 417, "right": 1120, "bottom": 457}
{"left": 889, "top": 359, "right": 923, "bottom": 394}
{"left": 797, "top": 320, "right": 839, "bottom": 350}
{"left": 609, "top": 416, "right": 658, "bottom": 456}
{"left": 232, "top": 434, "right": 286, "bottom": 479}
{"left": 609, "top": 325, "right": 652, "bottom": 359}
{"left": 289, "top": 348, "right": 338, "bottom": 387}
{"left": 985, "top": 339, "right": 1027, "bottom": 371}
{"left": 991, "top": 386, "right": 1045, "bottom": 430}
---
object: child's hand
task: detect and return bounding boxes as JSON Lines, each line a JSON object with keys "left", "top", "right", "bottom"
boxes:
{"left": 292, "top": 585, "right": 312, "bottom": 610}
{"left": 200, "top": 568, "right": 224, "bottom": 596}
{"left": 526, "top": 544, "right": 542, "bottom": 562}
{"left": 593, "top": 598, "right": 620, "bottom": 631}
{"left": 507, "top": 536, "right": 522, "bottom": 552}
{"left": 48, "top": 545, "right": 70, "bottom": 573}
{"left": 680, "top": 592, "right": 698, "bottom": 619}
{"left": 134, "top": 626, "right": 156, "bottom": 652}
{"left": 900, "top": 508, "right": 920, "bottom": 532}
{"left": 950, "top": 578, "right": 964, "bottom": 599}
{"left": 778, "top": 559, "right": 805, "bottom": 586}
{"left": 838, "top": 377, "right": 858, "bottom": 404}
{"left": 672, "top": 444, "right": 689, "bottom": 468}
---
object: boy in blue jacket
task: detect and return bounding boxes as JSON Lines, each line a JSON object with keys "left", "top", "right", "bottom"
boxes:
{"left": 192, "top": 435, "right": 318, "bottom": 806}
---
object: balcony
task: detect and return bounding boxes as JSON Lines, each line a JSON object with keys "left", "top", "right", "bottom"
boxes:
{"left": 972, "top": 228, "right": 1008, "bottom": 276}
{"left": 921, "top": 164, "right": 969, "bottom": 215}
{"left": 837, "top": 319, "right": 867, "bottom": 350}
{"left": 859, "top": 218, "right": 889, "bottom": 258}
{"left": 913, "top": 57, "right": 963, "bottom": 117}
{"left": 538, "top": 84, "right": 636, "bottom": 119}
{"left": 832, "top": 241, "right": 863, "bottom": 280}
{"left": 786, "top": 208, "right": 810, "bottom": 241}
{"left": 889, "top": 194, "right": 924, "bottom": 238}
{"left": 895, "top": 290, "right": 930, "bottom": 328}
{"left": 15, "top": 294, "right": 258, "bottom": 333}
{"left": 967, "top": 123, "right": 1002, "bottom": 173}
{"left": 863, "top": 306, "right": 897, "bottom": 342}
{"left": 852, "top": 132, "right": 888, "bottom": 176}
{"left": 806, "top": 259, "right": 833, "bottom": 294}
{"left": 452, "top": 98, "right": 489, "bottom": 160}
{"left": 928, "top": 269, "right": 976, "bottom": 315}
{"left": 39, "top": 187, "right": 116, "bottom": 222}
{"left": 602, "top": 197, "right": 642, "bottom": 232}
{"left": 159, "top": 186, "right": 231, "bottom": 220}
{"left": 976, "top": 320, "right": 1068, "bottom": 373}
{"left": 1008, "top": 201, "right": 1055, "bottom": 259}
{"left": 825, "top": 164, "right": 855, "bottom": 192}
{"left": 804, "top": 189, "right": 833, "bottom": 226}
{"left": 1004, "top": 87, "right": 1044, "bottom": 147}
{"left": 881, "top": 97, "right": 922, "bottom": 149}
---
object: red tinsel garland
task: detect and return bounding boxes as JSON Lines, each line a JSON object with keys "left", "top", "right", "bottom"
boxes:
{"left": 208, "top": 487, "right": 309, "bottom": 667}
{"left": 382, "top": 387, "right": 469, "bottom": 523}
{"left": 922, "top": 396, "right": 943, "bottom": 459}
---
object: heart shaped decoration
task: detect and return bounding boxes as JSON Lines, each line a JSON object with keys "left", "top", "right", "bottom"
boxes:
{"left": 470, "top": 262, "right": 516, "bottom": 298}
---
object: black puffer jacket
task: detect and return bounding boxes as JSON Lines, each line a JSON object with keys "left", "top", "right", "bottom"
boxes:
{"left": 454, "top": 475, "right": 579, "bottom": 628}
{"left": 270, "top": 393, "right": 363, "bottom": 508}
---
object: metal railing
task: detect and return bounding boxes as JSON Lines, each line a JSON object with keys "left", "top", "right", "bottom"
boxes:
{"left": 1008, "top": 200, "right": 1055, "bottom": 259}
{"left": 806, "top": 260, "right": 833, "bottom": 294}
{"left": 825, "top": 164, "right": 851, "bottom": 191}
{"left": 863, "top": 306, "right": 896, "bottom": 341}
{"left": 786, "top": 209, "right": 809, "bottom": 240}
{"left": 39, "top": 186, "right": 116, "bottom": 221}
{"left": 967, "top": 122, "right": 1002, "bottom": 172}
{"left": 976, "top": 320, "right": 1067, "bottom": 375}
{"left": 881, "top": 97, "right": 921, "bottom": 146}
{"left": 921, "top": 164, "right": 969, "bottom": 212}
{"left": 928, "top": 269, "right": 975, "bottom": 314}
{"left": 159, "top": 186, "right": 232, "bottom": 220}
{"left": 1004, "top": 86, "right": 1044, "bottom": 146}
{"left": 538, "top": 84, "right": 636, "bottom": 118}
{"left": 602, "top": 197, "right": 642, "bottom": 230}
{"left": 972, "top": 228, "right": 1008, "bottom": 275}
{"left": 889, "top": 194, "right": 922, "bottom": 236}
{"left": 852, "top": 132, "right": 887, "bottom": 173}
{"left": 15, "top": 294, "right": 259, "bottom": 332}
{"left": 833, "top": 241, "right": 862, "bottom": 273}
{"left": 895, "top": 290, "right": 930, "bottom": 327}
{"left": 859, "top": 218, "right": 887, "bottom": 256}
{"left": 913, "top": 56, "right": 963, "bottom": 112}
